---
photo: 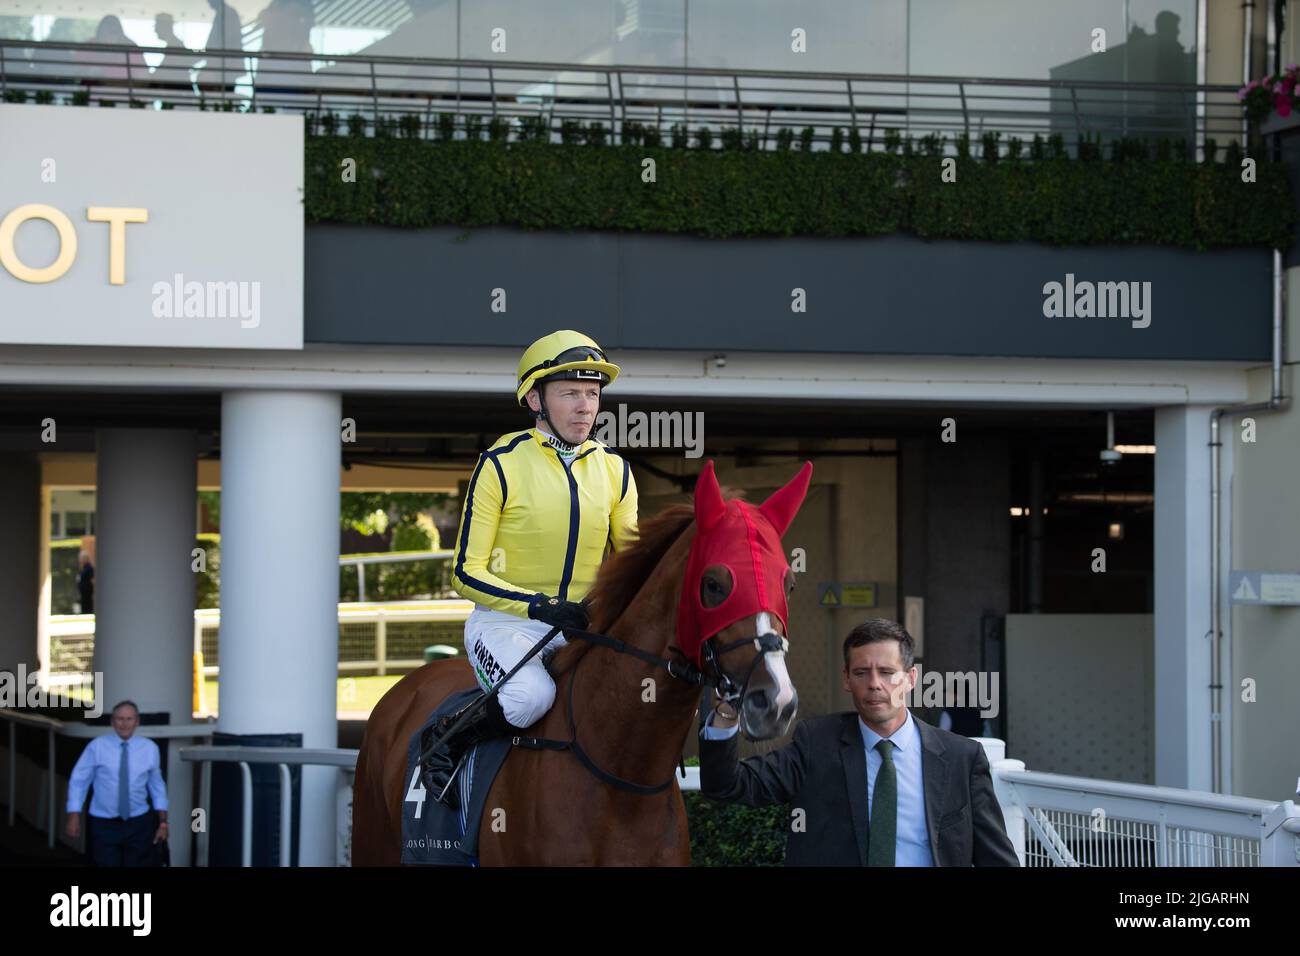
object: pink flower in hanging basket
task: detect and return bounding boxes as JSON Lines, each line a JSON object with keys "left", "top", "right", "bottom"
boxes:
{"left": 1276, "top": 93, "right": 1293, "bottom": 117}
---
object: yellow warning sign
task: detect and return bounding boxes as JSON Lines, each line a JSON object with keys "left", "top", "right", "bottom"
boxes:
{"left": 842, "top": 584, "right": 877, "bottom": 607}
{"left": 818, "top": 582, "right": 877, "bottom": 608}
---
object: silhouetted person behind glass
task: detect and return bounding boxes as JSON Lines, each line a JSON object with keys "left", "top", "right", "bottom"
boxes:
{"left": 154, "top": 13, "right": 197, "bottom": 87}
{"left": 262, "top": 0, "right": 314, "bottom": 54}
{"left": 1127, "top": 10, "right": 1194, "bottom": 138}
{"left": 198, "top": 0, "right": 245, "bottom": 93}
{"left": 76, "top": 15, "right": 147, "bottom": 83}
{"left": 77, "top": 551, "right": 94, "bottom": 615}
{"left": 257, "top": 0, "right": 314, "bottom": 93}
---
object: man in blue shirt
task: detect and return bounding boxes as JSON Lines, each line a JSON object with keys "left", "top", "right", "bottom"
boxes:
{"left": 65, "top": 700, "right": 170, "bottom": 866}
{"left": 699, "top": 619, "right": 1019, "bottom": 866}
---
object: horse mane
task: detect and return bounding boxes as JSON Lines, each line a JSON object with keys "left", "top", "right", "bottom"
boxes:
{"left": 547, "top": 487, "right": 748, "bottom": 676}
{"left": 587, "top": 504, "right": 694, "bottom": 633}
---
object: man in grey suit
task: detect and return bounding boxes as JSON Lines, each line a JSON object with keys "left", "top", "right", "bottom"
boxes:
{"left": 699, "top": 618, "right": 1019, "bottom": 866}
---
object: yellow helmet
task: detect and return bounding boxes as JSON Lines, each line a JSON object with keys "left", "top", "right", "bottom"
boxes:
{"left": 515, "top": 330, "right": 621, "bottom": 407}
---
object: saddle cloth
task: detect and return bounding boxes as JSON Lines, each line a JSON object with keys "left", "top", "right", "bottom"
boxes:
{"left": 399, "top": 687, "right": 514, "bottom": 866}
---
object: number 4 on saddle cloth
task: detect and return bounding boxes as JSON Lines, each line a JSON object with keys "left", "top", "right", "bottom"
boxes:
{"left": 402, "top": 687, "right": 515, "bottom": 866}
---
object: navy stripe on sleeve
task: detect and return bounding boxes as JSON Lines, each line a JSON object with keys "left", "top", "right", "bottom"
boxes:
{"left": 453, "top": 446, "right": 534, "bottom": 605}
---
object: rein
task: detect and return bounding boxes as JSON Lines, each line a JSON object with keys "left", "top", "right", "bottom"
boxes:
{"left": 507, "top": 623, "right": 789, "bottom": 797}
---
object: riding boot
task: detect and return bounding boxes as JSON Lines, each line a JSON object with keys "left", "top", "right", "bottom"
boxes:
{"left": 420, "top": 693, "right": 515, "bottom": 811}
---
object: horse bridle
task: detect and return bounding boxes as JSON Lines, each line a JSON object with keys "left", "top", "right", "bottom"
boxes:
{"left": 697, "top": 629, "right": 790, "bottom": 705}
{"left": 506, "top": 623, "right": 789, "bottom": 797}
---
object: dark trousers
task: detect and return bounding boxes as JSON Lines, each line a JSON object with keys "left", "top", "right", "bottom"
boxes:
{"left": 88, "top": 812, "right": 158, "bottom": 867}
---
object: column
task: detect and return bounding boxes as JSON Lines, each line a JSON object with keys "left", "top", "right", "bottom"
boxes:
{"left": 94, "top": 428, "right": 197, "bottom": 863}
{"left": 0, "top": 453, "right": 41, "bottom": 674}
{"left": 219, "top": 390, "right": 340, "bottom": 867}
{"left": 1153, "top": 405, "right": 1215, "bottom": 791}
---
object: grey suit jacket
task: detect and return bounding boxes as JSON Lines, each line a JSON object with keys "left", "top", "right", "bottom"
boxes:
{"left": 698, "top": 710, "right": 1020, "bottom": 866}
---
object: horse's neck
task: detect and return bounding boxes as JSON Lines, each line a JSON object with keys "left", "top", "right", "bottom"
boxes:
{"left": 563, "top": 541, "right": 700, "bottom": 785}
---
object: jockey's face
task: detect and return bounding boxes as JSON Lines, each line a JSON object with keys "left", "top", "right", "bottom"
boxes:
{"left": 529, "top": 381, "right": 601, "bottom": 445}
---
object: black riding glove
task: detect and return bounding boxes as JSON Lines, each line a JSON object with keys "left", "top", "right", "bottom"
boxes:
{"left": 527, "top": 594, "right": 590, "bottom": 631}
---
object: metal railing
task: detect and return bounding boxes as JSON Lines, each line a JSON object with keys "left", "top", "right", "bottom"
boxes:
{"left": 179, "top": 744, "right": 357, "bottom": 867}
{"left": 990, "top": 759, "right": 1300, "bottom": 867}
{"left": 8, "top": 715, "right": 1297, "bottom": 865}
{"left": 176, "top": 737, "right": 1300, "bottom": 867}
{"left": 202, "top": 600, "right": 471, "bottom": 679}
{"left": 0, "top": 39, "right": 1244, "bottom": 158}
{"left": 48, "top": 599, "right": 474, "bottom": 694}
{"left": 339, "top": 549, "right": 454, "bottom": 604}
{"left": 0, "top": 708, "right": 216, "bottom": 850}
{"left": 176, "top": 744, "right": 702, "bottom": 866}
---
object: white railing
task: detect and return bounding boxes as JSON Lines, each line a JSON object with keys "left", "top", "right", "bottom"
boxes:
{"left": 47, "top": 550, "right": 468, "bottom": 683}
{"left": 47, "top": 598, "right": 474, "bottom": 686}
{"left": 988, "top": 753, "right": 1300, "bottom": 867}
{"left": 339, "top": 549, "right": 453, "bottom": 604}
{"left": 177, "top": 743, "right": 701, "bottom": 866}
{"left": 178, "top": 745, "right": 359, "bottom": 867}
{"left": 0, "top": 708, "right": 217, "bottom": 850}
{"left": 10, "top": 718, "right": 1296, "bottom": 866}
{"left": 335, "top": 600, "right": 472, "bottom": 675}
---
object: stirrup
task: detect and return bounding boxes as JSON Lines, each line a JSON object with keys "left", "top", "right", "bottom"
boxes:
{"left": 431, "top": 751, "right": 469, "bottom": 809}
{"left": 422, "top": 695, "right": 501, "bottom": 810}
{"left": 420, "top": 722, "right": 465, "bottom": 810}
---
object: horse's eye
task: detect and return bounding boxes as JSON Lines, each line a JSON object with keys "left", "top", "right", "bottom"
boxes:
{"left": 700, "top": 567, "right": 733, "bottom": 608}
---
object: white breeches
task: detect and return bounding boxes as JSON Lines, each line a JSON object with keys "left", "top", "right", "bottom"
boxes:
{"left": 463, "top": 605, "right": 568, "bottom": 728}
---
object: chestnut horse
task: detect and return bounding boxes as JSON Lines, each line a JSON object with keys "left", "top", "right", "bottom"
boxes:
{"left": 351, "top": 460, "right": 811, "bottom": 865}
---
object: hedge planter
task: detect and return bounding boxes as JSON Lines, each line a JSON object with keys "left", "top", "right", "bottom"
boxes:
{"left": 304, "top": 136, "right": 1294, "bottom": 252}
{"left": 1260, "top": 111, "right": 1300, "bottom": 136}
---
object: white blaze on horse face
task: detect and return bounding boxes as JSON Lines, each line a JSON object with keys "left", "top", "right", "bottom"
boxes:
{"left": 763, "top": 652, "right": 796, "bottom": 712}
{"left": 754, "top": 612, "right": 796, "bottom": 713}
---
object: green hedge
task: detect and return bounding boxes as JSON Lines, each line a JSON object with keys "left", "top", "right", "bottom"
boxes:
{"left": 684, "top": 793, "right": 789, "bottom": 866}
{"left": 680, "top": 753, "right": 789, "bottom": 865}
{"left": 304, "top": 135, "right": 1295, "bottom": 251}
{"left": 337, "top": 552, "right": 455, "bottom": 602}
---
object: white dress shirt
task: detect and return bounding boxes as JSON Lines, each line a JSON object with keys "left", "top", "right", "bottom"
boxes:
{"left": 66, "top": 733, "right": 169, "bottom": 819}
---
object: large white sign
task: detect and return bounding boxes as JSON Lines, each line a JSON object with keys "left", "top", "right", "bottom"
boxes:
{"left": 0, "top": 104, "right": 303, "bottom": 349}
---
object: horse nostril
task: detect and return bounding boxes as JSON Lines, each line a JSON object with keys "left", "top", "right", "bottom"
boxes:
{"left": 746, "top": 689, "right": 770, "bottom": 711}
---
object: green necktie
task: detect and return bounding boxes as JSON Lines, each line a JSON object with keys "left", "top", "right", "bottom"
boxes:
{"left": 866, "top": 739, "right": 897, "bottom": 867}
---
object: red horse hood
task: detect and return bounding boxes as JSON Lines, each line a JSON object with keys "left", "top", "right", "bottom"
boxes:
{"left": 675, "top": 459, "right": 814, "bottom": 666}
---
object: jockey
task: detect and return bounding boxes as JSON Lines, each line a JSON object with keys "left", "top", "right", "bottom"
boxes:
{"left": 423, "top": 329, "right": 639, "bottom": 807}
